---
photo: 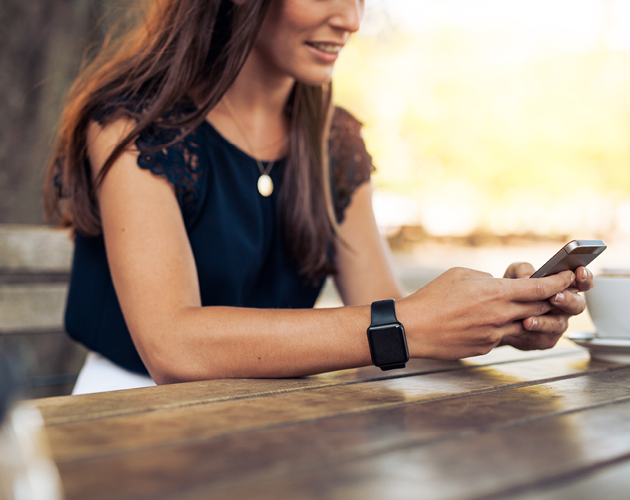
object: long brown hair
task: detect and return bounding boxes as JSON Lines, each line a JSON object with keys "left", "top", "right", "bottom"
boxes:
{"left": 45, "top": 0, "right": 337, "bottom": 281}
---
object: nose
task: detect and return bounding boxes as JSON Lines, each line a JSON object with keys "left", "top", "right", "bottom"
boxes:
{"left": 329, "top": 0, "right": 364, "bottom": 34}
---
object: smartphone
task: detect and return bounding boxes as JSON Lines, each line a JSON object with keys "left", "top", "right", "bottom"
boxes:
{"left": 530, "top": 240, "right": 607, "bottom": 278}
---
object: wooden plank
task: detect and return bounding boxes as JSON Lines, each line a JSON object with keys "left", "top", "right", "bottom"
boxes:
{"left": 38, "top": 358, "right": 461, "bottom": 425}
{"left": 179, "top": 380, "right": 630, "bottom": 500}
{"left": 36, "top": 342, "right": 584, "bottom": 426}
{"left": 503, "top": 456, "right": 630, "bottom": 500}
{"left": 52, "top": 365, "right": 630, "bottom": 500}
{"left": 44, "top": 351, "right": 609, "bottom": 464}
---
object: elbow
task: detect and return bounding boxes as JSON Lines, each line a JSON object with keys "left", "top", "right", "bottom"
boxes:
{"left": 146, "top": 361, "right": 188, "bottom": 386}
{"left": 141, "top": 338, "right": 209, "bottom": 385}
{"left": 131, "top": 315, "right": 214, "bottom": 385}
{"left": 141, "top": 349, "right": 190, "bottom": 386}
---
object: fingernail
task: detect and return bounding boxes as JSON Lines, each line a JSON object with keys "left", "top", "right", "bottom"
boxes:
{"left": 530, "top": 318, "right": 538, "bottom": 329}
{"left": 554, "top": 292, "right": 564, "bottom": 303}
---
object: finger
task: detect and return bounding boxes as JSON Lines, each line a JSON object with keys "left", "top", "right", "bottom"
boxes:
{"left": 507, "top": 270, "right": 575, "bottom": 301}
{"left": 504, "top": 262, "right": 536, "bottom": 279}
{"left": 522, "top": 313, "right": 569, "bottom": 336}
{"left": 511, "top": 299, "right": 556, "bottom": 320}
{"left": 493, "top": 319, "right": 530, "bottom": 339}
{"left": 550, "top": 290, "right": 586, "bottom": 316}
{"left": 574, "top": 267, "right": 594, "bottom": 292}
{"left": 500, "top": 331, "right": 562, "bottom": 351}
{"left": 499, "top": 335, "right": 535, "bottom": 350}
{"left": 494, "top": 316, "right": 565, "bottom": 345}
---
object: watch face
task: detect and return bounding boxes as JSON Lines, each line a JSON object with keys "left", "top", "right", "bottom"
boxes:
{"left": 368, "top": 324, "right": 409, "bottom": 366}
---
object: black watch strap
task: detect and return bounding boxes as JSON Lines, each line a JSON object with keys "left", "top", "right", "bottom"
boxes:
{"left": 371, "top": 299, "right": 399, "bottom": 325}
{"left": 368, "top": 299, "right": 409, "bottom": 371}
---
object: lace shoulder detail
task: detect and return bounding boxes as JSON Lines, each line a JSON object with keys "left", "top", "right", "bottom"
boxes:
{"left": 135, "top": 123, "right": 205, "bottom": 215}
{"left": 93, "top": 96, "right": 206, "bottom": 217}
{"left": 328, "top": 107, "right": 375, "bottom": 223}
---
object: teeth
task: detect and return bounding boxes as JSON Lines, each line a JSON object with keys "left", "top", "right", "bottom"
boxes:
{"left": 309, "top": 43, "right": 342, "bottom": 54}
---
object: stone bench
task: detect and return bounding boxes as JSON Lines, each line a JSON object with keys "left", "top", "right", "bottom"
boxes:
{"left": 0, "top": 225, "right": 86, "bottom": 398}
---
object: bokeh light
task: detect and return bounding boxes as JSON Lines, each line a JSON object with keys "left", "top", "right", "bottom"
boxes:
{"left": 334, "top": 0, "right": 630, "bottom": 241}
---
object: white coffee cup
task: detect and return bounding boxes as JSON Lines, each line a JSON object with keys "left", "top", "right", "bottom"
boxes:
{"left": 585, "top": 270, "right": 630, "bottom": 339}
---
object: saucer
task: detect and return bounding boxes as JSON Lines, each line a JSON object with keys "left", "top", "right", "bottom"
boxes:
{"left": 567, "top": 332, "right": 630, "bottom": 364}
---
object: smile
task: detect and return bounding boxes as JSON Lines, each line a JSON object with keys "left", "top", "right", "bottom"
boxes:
{"left": 305, "top": 42, "right": 343, "bottom": 55}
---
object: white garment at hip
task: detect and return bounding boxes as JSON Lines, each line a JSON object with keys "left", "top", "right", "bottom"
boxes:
{"left": 72, "top": 351, "right": 156, "bottom": 395}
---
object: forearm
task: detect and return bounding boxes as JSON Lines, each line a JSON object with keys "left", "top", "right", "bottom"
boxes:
{"left": 136, "top": 304, "right": 373, "bottom": 384}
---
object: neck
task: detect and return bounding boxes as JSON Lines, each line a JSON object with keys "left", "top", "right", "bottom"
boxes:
{"left": 206, "top": 51, "right": 295, "bottom": 161}
{"left": 225, "top": 51, "right": 296, "bottom": 120}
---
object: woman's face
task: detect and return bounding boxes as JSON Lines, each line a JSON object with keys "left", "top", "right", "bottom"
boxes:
{"left": 252, "top": 0, "right": 364, "bottom": 86}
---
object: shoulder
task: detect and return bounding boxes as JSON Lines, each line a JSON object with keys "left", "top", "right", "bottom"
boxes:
{"left": 87, "top": 117, "right": 138, "bottom": 177}
{"left": 328, "top": 107, "right": 375, "bottom": 223}
{"left": 88, "top": 96, "right": 207, "bottom": 218}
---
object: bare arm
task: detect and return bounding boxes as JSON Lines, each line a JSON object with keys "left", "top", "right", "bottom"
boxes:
{"left": 89, "top": 120, "right": 376, "bottom": 383}
{"left": 88, "top": 119, "right": 577, "bottom": 384}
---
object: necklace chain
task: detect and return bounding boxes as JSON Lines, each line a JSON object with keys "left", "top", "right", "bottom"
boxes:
{"left": 223, "top": 95, "right": 279, "bottom": 168}
{"left": 223, "top": 96, "right": 282, "bottom": 197}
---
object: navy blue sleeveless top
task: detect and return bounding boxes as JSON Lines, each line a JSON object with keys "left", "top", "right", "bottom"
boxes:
{"left": 65, "top": 106, "right": 373, "bottom": 375}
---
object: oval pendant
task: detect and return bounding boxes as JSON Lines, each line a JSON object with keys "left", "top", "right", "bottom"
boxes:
{"left": 257, "top": 174, "right": 274, "bottom": 197}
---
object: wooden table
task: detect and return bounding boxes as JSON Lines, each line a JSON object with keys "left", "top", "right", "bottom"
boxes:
{"left": 35, "top": 339, "right": 630, "bottom": 500}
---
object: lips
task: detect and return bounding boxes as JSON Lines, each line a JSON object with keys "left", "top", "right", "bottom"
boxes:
{"left": 305, "top": 42, "right": 343, "bottom": 55}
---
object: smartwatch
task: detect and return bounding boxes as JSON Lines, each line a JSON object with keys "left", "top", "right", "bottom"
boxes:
{"left": 367, "top": 299, "right": 409, "bottom": 371}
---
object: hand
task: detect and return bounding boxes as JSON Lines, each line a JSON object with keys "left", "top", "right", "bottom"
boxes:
{"left": 499, "top": 262, "right": 594, "bottom": 350}
{"left": 396, "top": 267, "right": 576, "bottom": 360}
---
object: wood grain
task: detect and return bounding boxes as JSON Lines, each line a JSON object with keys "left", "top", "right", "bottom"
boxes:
{"left": 53, "top": 364, "right": 630, "bottom": 500}
{"left": 37, "top": 343, "right": 582, "bottom": 426}
{"left": 178, "top": 384, "right": 630, "bottom": 500}
{"left": 504, "top": 456, "right": 630, "bottom": 500}
{"left": 37, "top": 341, "right": 626, "bottom": 500}
{"left": 44, "top": 351, "right": 600, "bottom": 463}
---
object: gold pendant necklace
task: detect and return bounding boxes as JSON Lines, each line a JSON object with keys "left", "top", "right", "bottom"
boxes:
{"left": 257, "top": 174, "right": 273, "bottom": 197}
{"left": 223, "top": 96, "right": 282, "bottom": 197}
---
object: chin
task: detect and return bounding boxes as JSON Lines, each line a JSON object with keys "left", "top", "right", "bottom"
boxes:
{"left": 294, "top": 70, "right": 334, "bottom": 87}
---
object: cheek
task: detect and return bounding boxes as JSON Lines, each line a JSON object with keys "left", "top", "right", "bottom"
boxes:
{"left": 257, "top": 33, "right": 297, "bottom": 75}
{"left": 255, "top": 0, "right": 336, "bottom": 84}
{"left": 282, "top": 0, "right": 318, "bottom": 28}
{"left": 275, "top": 0, "right": 326, "bottom": 46}
{"left": 257, "top": 25, "right": 306, "bottom": 70}
{"left": 257, "top": 4, "right": 307, "bottom": 61}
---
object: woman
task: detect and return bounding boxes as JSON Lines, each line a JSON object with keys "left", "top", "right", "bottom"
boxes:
{"left": 45, "top": 0, "right": 592, "bottom": 394}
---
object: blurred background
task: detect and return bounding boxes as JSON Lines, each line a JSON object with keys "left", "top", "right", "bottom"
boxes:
{"left": 335, "top": 0, "right": 630, "bottom": 251}
{"left": 3, "top": 0, "right": 630, "bottom": 257}
{"left": 329, "top": 0, "right": 630, "bottom": 318}
{"left": 2, "top": 0, "right": 630, "bottom": 395}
